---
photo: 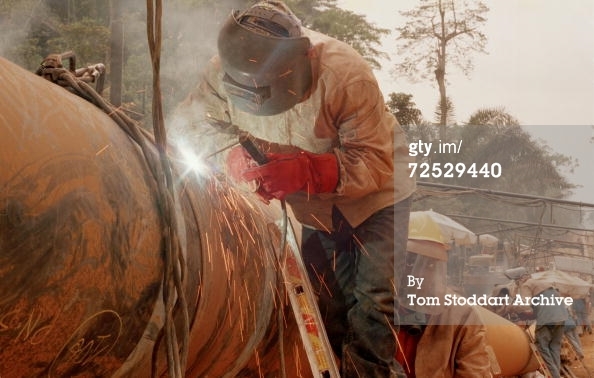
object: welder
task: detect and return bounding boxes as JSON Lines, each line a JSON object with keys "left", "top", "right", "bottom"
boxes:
{"left": 168, "top": 1, "right": 415, "bottom": 376}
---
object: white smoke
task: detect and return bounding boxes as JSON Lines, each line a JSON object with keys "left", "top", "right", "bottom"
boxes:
{"left": 0, "top": 0, "right": 51, "bottom": 68}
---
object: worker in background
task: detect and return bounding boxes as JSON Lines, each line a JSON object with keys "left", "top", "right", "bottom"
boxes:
{"left": 505, "top": 268, "right": 569, "bottom": 378}
{"left": 564, "top": 305, "right": 585, "bottom": 360}
{"left": 168, "top": 1, "right": 415, "bottom": 376}
{"left": 396, "top": 232, "right": 492, "bottom": 377}
{"left": 572, "top": 295, "right": 592, "bottom": 336}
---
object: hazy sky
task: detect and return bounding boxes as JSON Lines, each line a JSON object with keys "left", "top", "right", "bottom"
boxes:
{"left": 340, "top": 0, "right": 594, "bottom": 205}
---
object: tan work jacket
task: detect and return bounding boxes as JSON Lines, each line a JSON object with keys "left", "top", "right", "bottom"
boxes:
{"left": 415, "top": 305, "right": 493, "bottom": 378}
{"left": 169, "top": 28, "right": 415, "bottom": 230}
{"left": 396, "top": 305, "right": 492, "bottom": 378}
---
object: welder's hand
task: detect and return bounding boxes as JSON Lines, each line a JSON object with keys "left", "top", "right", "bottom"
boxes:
{"left": 226, "top": 146, "right": 274, "bottom": 203}
{"left": 227, "top": 145, "right": 256, "bottom": 183}
{"left": 241, "top": 151, "right": 339, "bottom": 200}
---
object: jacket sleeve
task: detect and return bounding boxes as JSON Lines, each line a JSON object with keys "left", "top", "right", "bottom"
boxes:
{"left": 167, "top": 55, "right": 237, "bottom": 173}
{"left": 416, "top": 305, "right": 493, "bottom": 378}
{"left": 328, "top": 79, "right": 398, "bottom": 198}
{"left": 453, "top": 324, "right": 493, "bottom": 378}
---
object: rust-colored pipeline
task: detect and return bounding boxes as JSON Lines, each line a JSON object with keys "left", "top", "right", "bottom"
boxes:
{"left": 476, "top": 300, "right": 540, "bottom": 376}
{"left": 0, "top": 57, "right": 309, "bottom": 377}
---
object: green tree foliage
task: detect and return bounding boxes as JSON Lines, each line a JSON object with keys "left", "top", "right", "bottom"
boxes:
{"left": 433, "top": 96, "right": 455, "bottom": 126}
{"left": 46, "top": 18, "right": 110, "bottom": 66}
{"left": 0, "top": 0, "right": 111, "bottom": 68}
{"left": 385, "top": 92, "right": 423, "bottom": 128}
{"left": 1, "top": 0, "right": 388, "bottom": 118}
{"left": 386, "top": 92, "right": 437, "bottom": 153}
{"left": 45, "top": 0, "right": 109, "bottom": 24}
{"left": 394, "top": 0, "right": 488, "bottom": 136}
{"left": 453, "top": 125, "right": 574, "bottom": 199}
{"left": 300, "top": 6, "right": 389, "bottom": 69}
{"left": 412, "top": 107, "right": 577, "bottom": 227}
{"left": 467, "top": 107, "right": 520, "bottom": 126}
{"left": 0, "top": 0, "right": 52, "bottom": 68}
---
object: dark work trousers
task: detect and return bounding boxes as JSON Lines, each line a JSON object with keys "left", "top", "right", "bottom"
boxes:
{"left": 535, "top": 322, "right": 564, "bottom": 378}
{"left": 301, "top": 197, "right": 411, "bottom": 378}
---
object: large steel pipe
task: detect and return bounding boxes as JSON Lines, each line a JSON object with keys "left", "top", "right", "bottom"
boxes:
{"left": 0, "top": 57, "right": 308, "bottom": 377}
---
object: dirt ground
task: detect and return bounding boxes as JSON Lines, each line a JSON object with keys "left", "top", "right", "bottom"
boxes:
{"left": 564, "top": 330, "right": 593, "bottom": 378}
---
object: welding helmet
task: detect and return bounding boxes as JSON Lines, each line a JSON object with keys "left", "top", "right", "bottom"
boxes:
{"left": 217, "top": 1, "right": 312, "bottom": 116}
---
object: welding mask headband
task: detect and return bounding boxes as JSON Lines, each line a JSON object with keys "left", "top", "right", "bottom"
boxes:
{"left": 217, "top": 10, "right": 312, "bottom": 115}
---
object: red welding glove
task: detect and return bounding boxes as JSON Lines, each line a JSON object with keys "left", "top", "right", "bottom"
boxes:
{"left": 226, "top": 145, "right": 274, "bottom": 202}
{"left": 241, "top": 151, "right": 339, "bottom": 200}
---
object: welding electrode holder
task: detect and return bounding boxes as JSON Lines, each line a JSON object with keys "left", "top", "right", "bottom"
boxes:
{"left": 238, "top": 135, "right": 269, "bottom": 165}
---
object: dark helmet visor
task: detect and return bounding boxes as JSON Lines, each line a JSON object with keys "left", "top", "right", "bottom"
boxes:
{"left": 217, "top": 11, "right": 311, "bottom": 115}
{"left": 222, "top": 73, "right": 271, "bottom": 114}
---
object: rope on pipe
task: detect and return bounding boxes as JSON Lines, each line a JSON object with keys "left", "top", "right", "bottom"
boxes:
{"left": 146, "top": 1, "right": 190, "bottom": 376}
